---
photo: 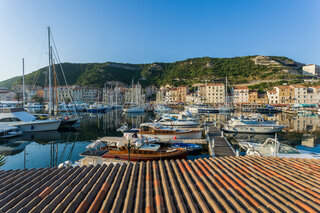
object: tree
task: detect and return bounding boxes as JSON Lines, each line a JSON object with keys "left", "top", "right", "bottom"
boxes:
{"left": 15, "top": 93, "right": 22, "bottom": 103}
{"left": 31, "top": 95, "right": 44, "bottom": 104}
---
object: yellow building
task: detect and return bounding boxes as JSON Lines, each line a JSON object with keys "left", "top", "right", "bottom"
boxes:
{"left": 249, "top": 91, "right": 258, "bottom": 104}
{"left": 275, "top": 86, "right": 294, "bottom": 105}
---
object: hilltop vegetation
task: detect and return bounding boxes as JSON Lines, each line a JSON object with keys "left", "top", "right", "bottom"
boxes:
{"left": 0, "top": 55, "right": 305, "bottom": 89}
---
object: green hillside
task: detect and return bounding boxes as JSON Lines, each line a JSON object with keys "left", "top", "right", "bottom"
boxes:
{"left": 0, "top": 55, "right": 305, "bottom": 89}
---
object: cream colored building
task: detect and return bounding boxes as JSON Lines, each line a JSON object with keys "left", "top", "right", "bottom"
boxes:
{"left": 232, "top": 86, "right": 249, "bottom": 104}
{"left": 205, "top": 83, "right": 225, "bottom": 104}
{"left": 290, "top": 85, "right": 307, "bottom": 104}
{"left": 193, "top": 83, "right": 225, "bottom": 104}
{"left": 302, "top": 64, "right": 320, "bottom": 76}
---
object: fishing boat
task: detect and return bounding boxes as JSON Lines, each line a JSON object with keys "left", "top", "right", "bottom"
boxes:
{"left": 123, "top": 123, "right": 202, "bottom": 139}
{"left": 239, "top": 138, "right": 320, "bottom": 159}
{"left": 0, "top": 124, "right": 23, "bottom": 139}
{"left": 155, "top": 116, "right": 199, "bottom": 127}
{"left": 0, "top": 108, "right": 61, "bottom": 132}
{"left": 222, "top": 115, "right": 286, "bottom": 134}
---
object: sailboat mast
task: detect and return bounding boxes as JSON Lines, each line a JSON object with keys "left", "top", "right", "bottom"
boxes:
{"left": 225, "top": 77, "right": 227, "bottom": 106}
{"left": 48, "top": 26, "right": 53, "bottom": 116}
{"left": 22, "top": 58, "right": 25, "bottom": 109}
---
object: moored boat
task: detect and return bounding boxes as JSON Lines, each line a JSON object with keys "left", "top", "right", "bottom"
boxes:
{"left": 83, "top": 135, "right": 188, "bottom": 161}
{"left": 155, "top": 116, "right": 199, "bottom": 127}
{"left": 0, "top": 108, "right": 61, "bottom": 132}
{"left": 239, "top": 138, "right": 320, "bottom": 159}
{"left": 222, "top": 115, "right": 286, "bottom": 134}
{"left": 0, "top": 124, "right": 23, "bottom": 138}
{"left": 130, "top": 123, "right": 202, "bottom": 139}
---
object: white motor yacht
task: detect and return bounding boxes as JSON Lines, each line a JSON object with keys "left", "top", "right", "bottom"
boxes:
{"left": 155, "top": 116, "right": 199, "bottom": 127}
{"left": 222, "top": 115, "right": 286, "bottom": 134}
{"left": 0, "top": 124, "right": 23, "bottom": 138}
{"left": 239, "top": 138, "right": 320, "bottom": 159}
{"left": 0, "top": 108, "right": 61, "bottom": 132}
{"left": 161, "top": 111, "right": 198, "bottom": 121}
{"left": 125, "top": 123, "right": 202, "bottom": 139}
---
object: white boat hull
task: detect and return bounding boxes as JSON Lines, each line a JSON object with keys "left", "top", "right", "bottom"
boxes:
{"left": 8, "top": 120, "right": 61, "bottom": 132}
{"left": 138, "top": 131, "right": 202, "bottom": 140}
{"left": 223, "top": 125, "right": 285, "bottom": 134}
{"left": 158, "top": 121, "right": 199, "bottom": 127}
{"left": 123, "top": 108, "right": 145, "bottom": 113}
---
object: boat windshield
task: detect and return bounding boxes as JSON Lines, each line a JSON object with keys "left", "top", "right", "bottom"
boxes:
{"left": 0, "top": 117, "right": 22, "bottom": 122}
{"left": 278, "top": 144, "right": 300, "bottom": 154}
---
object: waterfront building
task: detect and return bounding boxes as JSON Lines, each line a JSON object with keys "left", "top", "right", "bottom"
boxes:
{"left": 232, "top": 86, "right": 249, "bottom": 104}
{"left": 0, "top": 89, "right": 16, "bottom": 101}
{"left": 302, "top": 64, "right": 320, "bottom": 76}
{"left": 156, "top": 90, "right": 167, "bottom": 104}
{"left": 44, "top": 86, "right": 101, "bottom": 103}
{"left": 192, "top": 83, "right": 225, "bottom": 104}
{"left": 249, "top": 91, "right": 258, "bottom": 104}
{"left": 309, "top": 86, "right": 320, "bottom": 104}
{"left": 163, "top": 86, "right": 189, "bottom": 104}
{"left": 124, "top": 83, "right": 145, "bottom": 105}
{"left": 290, "top": 85, "right": 307, "bottom": 104}
{"left": 267, "top": 90, "right": 279, "bottom": 105}
{"left": 205, "top": 83, "right": 225, "bottom": 104}
{"left": 27, "top": 90, "right": 36, "bottom": 101}
{"left": 145, "top": 85, "right": 158, "bottom": 100}
{"left": 275, "top": 86, "right": 294, "bottom": 105}
{"left": 102, "top": 86, "right": 125, "bottom": 105}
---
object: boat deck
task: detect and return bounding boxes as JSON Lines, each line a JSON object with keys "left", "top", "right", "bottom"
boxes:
{"left": 207, "top": 125, "right": 236, "bottom": 157}
{"left": 99, "top": 136, "right": 207, "bottom": 144}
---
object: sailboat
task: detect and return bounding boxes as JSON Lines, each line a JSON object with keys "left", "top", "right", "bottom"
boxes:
{"left": 0, "top": 36, "right": 61, "bottom": 133}
{"left": 122, "top": 81, "right": 145, "bottom": 113}
{"left": 219, "top": 77, "right": 234, "bottom": 113}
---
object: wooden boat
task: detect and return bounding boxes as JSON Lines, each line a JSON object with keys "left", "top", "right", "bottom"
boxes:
{"left": 125, "top": 123, "right": 202, "bottom": 139}
{"left": 89, "top": 136, "right": 188, "bottom": 161}
{"left": 102, "top": 146, "right": 187, "bottom": 161}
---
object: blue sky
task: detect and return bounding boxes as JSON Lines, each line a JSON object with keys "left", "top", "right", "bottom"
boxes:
{"left": 0, "top": 0, "right": 319, "bottom": 81}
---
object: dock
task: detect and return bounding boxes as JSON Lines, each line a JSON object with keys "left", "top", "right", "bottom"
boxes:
{"left": 205, "top": 123, "right": 236, "bottom": 157}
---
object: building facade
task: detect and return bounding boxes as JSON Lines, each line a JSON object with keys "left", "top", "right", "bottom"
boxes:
{"left": 290, "top": 85, "right": 307, "bottom": 104}
{"left": 232, "top": 86, "right": 249, "bottom": 104}
{"left": 302, "top": 64, "right": 320, "bottom": 76}
{"left": 267, "top": 90, "right": 279, "bottom": 105}
{"left": 275, "top": 86, "right": 294, "bottom": 105}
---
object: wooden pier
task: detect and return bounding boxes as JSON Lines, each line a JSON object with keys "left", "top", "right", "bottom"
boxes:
{"left": 205, "top": 123, "right": 236, "bottom": 157}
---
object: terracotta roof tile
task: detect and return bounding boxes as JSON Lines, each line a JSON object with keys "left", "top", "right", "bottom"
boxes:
{"left": 0, "top": 156, "right": 320, "bottom": 213}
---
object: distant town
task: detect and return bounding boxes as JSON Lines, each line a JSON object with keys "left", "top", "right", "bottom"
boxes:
{"left": 1, "top": 63, "right": 320, "bottom": 107}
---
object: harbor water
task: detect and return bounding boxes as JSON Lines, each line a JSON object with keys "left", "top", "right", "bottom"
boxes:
{"left": 1, "top": 110, "right": 320, "bottom": 170}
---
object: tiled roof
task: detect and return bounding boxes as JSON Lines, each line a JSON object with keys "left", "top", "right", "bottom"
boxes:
{"left": 233, "top": 86, "right": 249, "bottom": 90}
{"left": 207, "top": 83, "right": 224, "bottom": 86}
{"left": 290, "top": 85, "right": 306, "bottom": 88}
{"left": 0, "top": 156, "right": 320, "bottom": 213}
